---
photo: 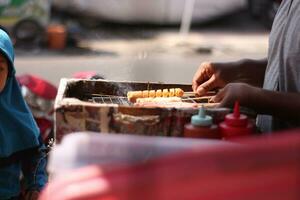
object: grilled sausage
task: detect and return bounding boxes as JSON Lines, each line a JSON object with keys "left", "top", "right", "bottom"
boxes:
{"left": 127, "top": 88, "right": 184, "bottom": 103}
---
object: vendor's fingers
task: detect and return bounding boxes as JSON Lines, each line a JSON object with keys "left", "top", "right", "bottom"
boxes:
{"left": 196, "top": 75, "right": 217, "bottom": 96}
{"left": 210, "top": 95, "right": 223, "bottom": 103}
{"left": 218, "top": 91, "right": 235, "bottom": 108}
{"left": 208, "top": 96, "right": 216, "bottom": 103}
{"left": 210, "top": 88, "right": 226, "bottom": 103}
{"left": 192, "top": 82, "right": 197, "bottom": 93}
{"left": 192, "top": 70, "right": 204, "bottom": 92}
{"left": 192, "top": 75, "right": 198, "bottom": 92}
{"left": 192, "top": 69, "right": 201, "bottom": 92}
{"left": 192, "top": 63, "right": 214, "bottom": 92}
{"left": 219, "top": 96, "right": 231, "bottom": 108}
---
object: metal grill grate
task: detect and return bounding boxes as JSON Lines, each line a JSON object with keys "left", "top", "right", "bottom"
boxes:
{"left": 90, "top": 95, "right": 207, "bottom": 106}
{"left": 92, "top": 96, "right": 131, "bottom": 105}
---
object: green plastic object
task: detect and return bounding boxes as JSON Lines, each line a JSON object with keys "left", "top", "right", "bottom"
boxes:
{"left": 191, "top": 105, "right": 213, "bottom": 126}
{"left": 0, "top": 0, "right": 50, "bottom": 27}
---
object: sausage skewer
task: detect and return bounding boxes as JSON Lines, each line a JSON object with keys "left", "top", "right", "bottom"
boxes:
{"left": 135, "top": 96, "right": 213, "bottom": 105}
{"left": 135, "top": 97, "right": 182, "bottom": 103}
{"left": 127, "top": 88, "right": 185, "bottom": 102}
{"left": 134, "top": 98, "right": 219, "bottom": 108}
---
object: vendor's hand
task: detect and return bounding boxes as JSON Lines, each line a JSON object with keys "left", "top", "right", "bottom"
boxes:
{"left": 192, "top": 61, "right": 239, "bottom": 96}
{"left": 192, "top": 59, "right": 267, "bottom": 96}
{"left": 24, "top": 191, "right": 40, "bottom": 200}
{"left": 210, "top": 83, "right": 256, "bottom": 108}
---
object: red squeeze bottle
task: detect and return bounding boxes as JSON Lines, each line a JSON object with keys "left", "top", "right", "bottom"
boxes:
{"left": 219, "top": 101, "right": 254, "bottom": 139}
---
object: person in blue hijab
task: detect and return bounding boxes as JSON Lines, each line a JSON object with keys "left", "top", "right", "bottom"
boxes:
{"left": 0, "top": 28, "right": 47, "bottom": 199}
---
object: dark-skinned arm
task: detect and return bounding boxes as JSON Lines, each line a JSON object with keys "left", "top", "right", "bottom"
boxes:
{"left": 233, "top": 58, "right": 268, "bottom": 87}
{"left": 213, "top": 83, "right": 300, "bottom": 120}
{"left": 250, "top": 87, "right": 300, "bottom": 119}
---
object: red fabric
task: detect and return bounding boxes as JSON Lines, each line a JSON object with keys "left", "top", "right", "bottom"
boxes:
{"left": 72, "top": 71, "right": 97, "bottom": 79}
{"left": 35, "top": 117, "right": 52, "bottom": 141}
{"left": 17, "top": 74, "right": 57, "bottom": 100}
{"left": 40, "top": 130, "right": 300, "bottom": 200}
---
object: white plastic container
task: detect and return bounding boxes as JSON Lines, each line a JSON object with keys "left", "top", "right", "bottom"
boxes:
{"left": 48, "top": 132, "right": 229, "bottom": 177}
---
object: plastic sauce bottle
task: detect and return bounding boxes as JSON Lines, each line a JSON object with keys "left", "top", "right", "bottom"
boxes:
{"left": 219, "top": 101, "right": 254, "bottom": 139}
{"left": 184, "top": 106, "right": 220, "bottom": 139}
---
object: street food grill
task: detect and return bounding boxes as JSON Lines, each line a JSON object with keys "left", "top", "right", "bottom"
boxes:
{"left": 54, "top": 79, "right": 229, "bottom": 143}
{"left": 90, "top": 94, "right": 217, "bottom": 109}
{"left": 87, "top": 88, "right": 216, "bottom": 108}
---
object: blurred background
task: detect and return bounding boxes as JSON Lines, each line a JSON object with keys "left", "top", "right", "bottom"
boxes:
{"left": 0, "top": 0, "right": 281, "bottom": 86}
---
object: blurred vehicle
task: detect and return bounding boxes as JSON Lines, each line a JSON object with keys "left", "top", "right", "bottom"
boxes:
{"left": 0, "top": 0, "right": 51, "bottom": 43}
{"left": 248, "top": 0, "right": 281, "bottom": 29}
{"left": 52, "top": 0, "right": 247, "bottom": 25}
{"left": 17, "top": 74, "right": 57, "bottom": 145}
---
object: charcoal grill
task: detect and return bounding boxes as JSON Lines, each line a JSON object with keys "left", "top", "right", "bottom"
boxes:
{"left": 55, "top": 79, "right": 230, "bottom": 143}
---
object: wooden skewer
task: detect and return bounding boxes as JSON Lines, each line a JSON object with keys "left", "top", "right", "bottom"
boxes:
{"left": 198, "top": 103, "right": 220, "bottom": 108}
{"left": 90, "top": 90, "right": 216, "bottom": 98}
{"left": 90, "top": 94, "right": 214, "bottom": 101}
{"left": 90, "top": 94, "right": 127, "bottom": 98}
{"left": 184, "top": 91, "right": 216, "bottom": 96}
{"left": 183, "top": 91, "right": 196, "bottom": 96}
{"left": 182, "top": 96, "right": 212, "bottom": 101}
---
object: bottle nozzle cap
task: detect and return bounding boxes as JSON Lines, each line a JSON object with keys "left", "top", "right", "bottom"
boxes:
{"left": 191, "top": 105, "right": 212, "bottom": 126}
{"left": 225, "top": 100, "right": 248, "bottom": 127}
{"left": 233, "top": 101, "right": 240, "bottom": 118}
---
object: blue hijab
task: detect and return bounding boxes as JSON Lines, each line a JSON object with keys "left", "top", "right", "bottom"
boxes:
{"left": 0, "top": 29, "right": 40, "bottom": 158}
